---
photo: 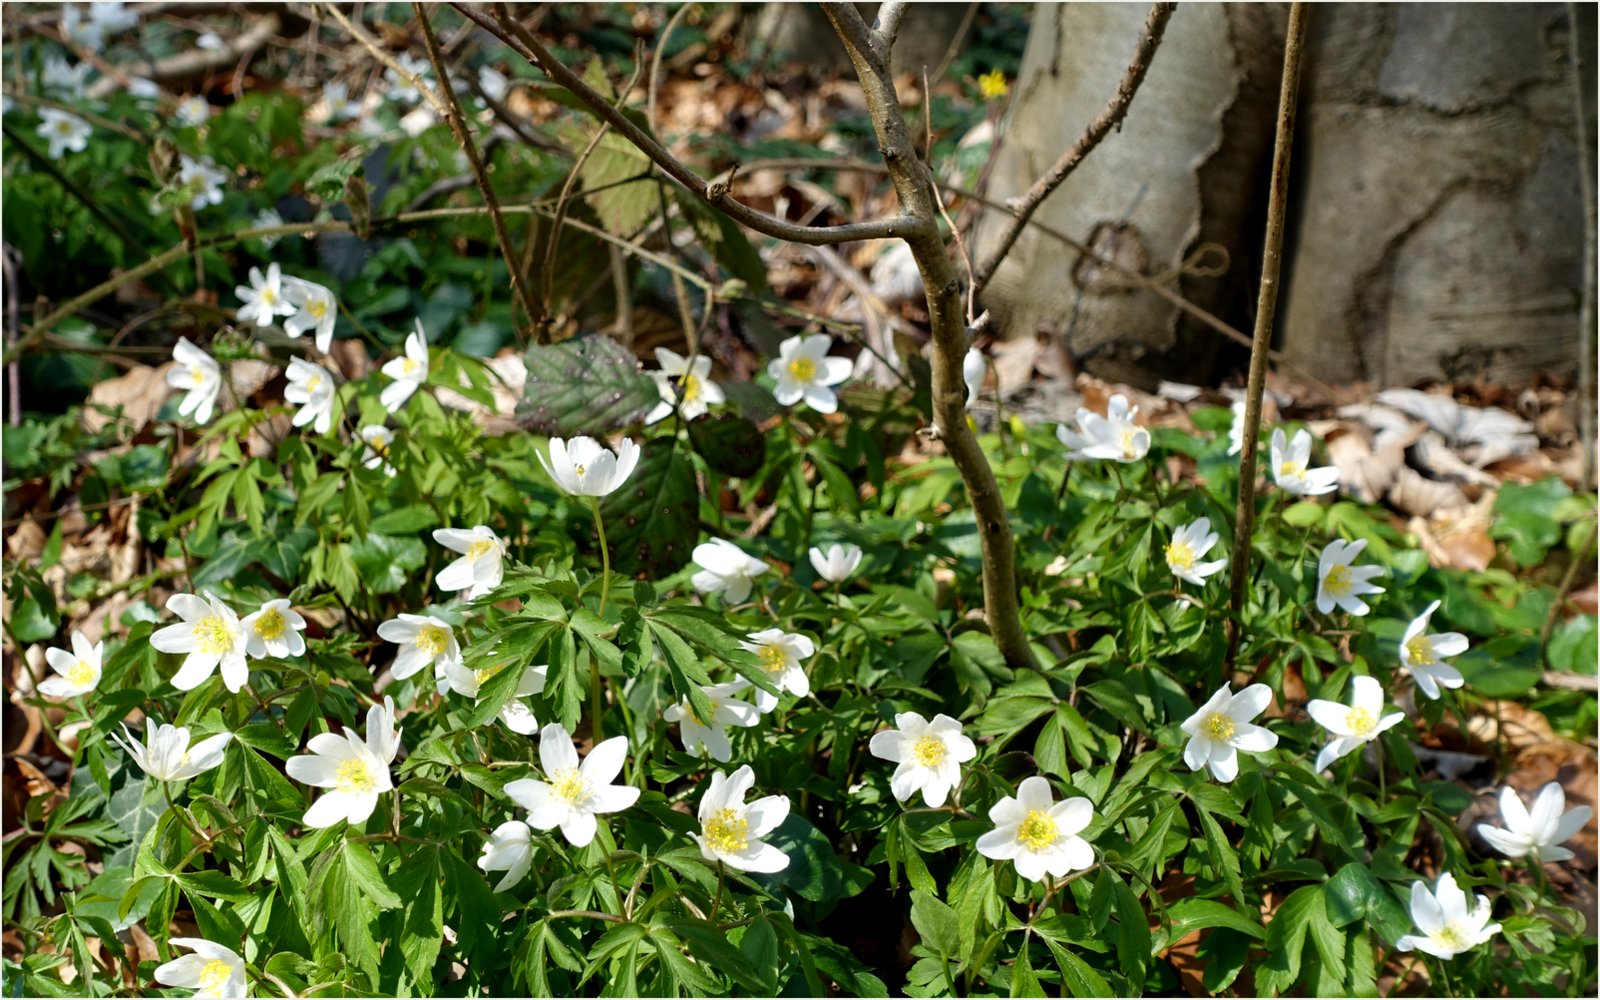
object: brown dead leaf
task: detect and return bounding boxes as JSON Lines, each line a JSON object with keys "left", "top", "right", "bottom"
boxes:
{"left": 1465, "top": 699, "right": 1557, "bottom": 754}
{"left": 83, "top": 363, "right": 173, "bottom": 435}
{"left": 1387, "top": 466, "right": 1469, "bottom": 519}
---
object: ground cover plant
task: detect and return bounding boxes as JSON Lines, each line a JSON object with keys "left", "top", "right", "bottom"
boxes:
{"left": 3, "top": 3, "right": 1597, "bottom": 998}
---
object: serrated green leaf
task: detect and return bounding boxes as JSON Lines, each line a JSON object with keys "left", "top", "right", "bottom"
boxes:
{"left": 517, "top": 333, "right": 658, "bottom": 437}
{"left": 597, "top": 435, "right": 697, "bottom": 579}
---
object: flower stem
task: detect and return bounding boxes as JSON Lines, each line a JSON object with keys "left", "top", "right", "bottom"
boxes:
{"left": 589, "top": 497, "right": 612, "bottom": 617}
{"left": 589, "top": 653, "right": 605, "bottom": 743}
{"left": 162, "top": 780, "right": 206, "bottom": 846}
{"left": 709, "top": 860, "right": 727, "bottom": 922}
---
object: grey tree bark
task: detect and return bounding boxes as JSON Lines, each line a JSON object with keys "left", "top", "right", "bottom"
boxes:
{"left": 972, "top": 3, "right": 1285, "bottom": 389}
{"left": 749, "top": 3, "right": 973, "bottom": 73}
{"left": 1279, "top": 3, "right": 1595, "bottom": 387}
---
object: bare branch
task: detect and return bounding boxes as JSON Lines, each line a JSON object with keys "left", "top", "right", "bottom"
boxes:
{"left": 1224, "top": 2, "right": 1311, "bottom": 673}
{"left": 85, "top": 12, "right": 283, "bottom": 100}
{"left": 971, "top": 2, "right": 1176, "bottom": 297}
{"left": 451, "top": 2, "right": 913, "bottom": 247}
{"left": 821, "top": 0, "right": 1038, "bottom": 671}
{"left": 875, "top": 1, "right": 910, "bottom": 60}
{"left": 321, "top": 2, "right": 450, "bottom": 118}
{"left": 414, "top": 3, "right": 541, "bottom": 335}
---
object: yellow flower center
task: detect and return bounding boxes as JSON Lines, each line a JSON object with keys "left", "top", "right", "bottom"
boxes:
{"left": 788, "top": 355, "right": 817, "bottom": 383}
{"left": 466, "top": 539, "right": 495, "bottom": 562}
{"left": 1279, "top": 459, "right": 1306, "bottom": 479}
{"left": 1435, "top": 922, "right": 1469, "bottom": 951}
{"left": 573, "top": 463, "right": 587, "bottom": 477}
{"left": 912, "top": 734, "right": 947, "bottom": 768}
{"left": 1016, "top": 809, "right": 1059, "bottom": 852}
{"left": 197, "top": 959, "right": 233, "bottom": 993}
{"left": 1202, "top": 712, "right": 1236, "bottom": 741}
{"left": 368, "top": 435, "right": 390, "bottom": 457}
{"left": 254, "top": 608, "right": 286, "bottom": 641}
{"left": 66, "top": 660, "right": 96, "bottom": 687}
{"left": 703, "top": 807, "right": 749, "bottom": 854}
{"left": 189, "top": 364, "right": 208, "bottom": 383}
{"left": 335, "top": 757, "right": 376, "bottom": 793}
{"left": 400, "top": 357, "right": 419, "bottom": 376}
{"left": 1345, "top": 706, "right": 1375, "bottom": 736}
{"left": 56, "top": 120, "right": 73, "bottom": 134}
{"left": 758, "top": 644, "right": 788, "bottom": 675}
{"left": 1405, "top": 635, "right": 1435, "bottom": 666}
{"left": 551, "top": 767, "right": 588, "bottom": 806}
{"left": 416, "top": 625, "right": 450, "bottom": 656}
{"left": 261, "top": 286, "right": 278, "bottom": 305}
{"left": 1165, "top": 540, "right": 1196, "bottom": 571}
{"left": 680, "top": 372, "right": 702, "bottom": 404}
{"left": 307, "top": 374, "right": 322, "bottom": 393}
{"left": 1119, "top": 427, "right": 1140, "bottom": 459}
{"left": 309, "top": 299, "right": 327, "bottom": 319}
{"left": 1322, "top": 563, "right": 1353, "bottom": 596}
{"left": 193, "top": 615, "right": 235, "bottom": 655}
{"left": 473, "top": 662, "right": 507, "bottom": 686}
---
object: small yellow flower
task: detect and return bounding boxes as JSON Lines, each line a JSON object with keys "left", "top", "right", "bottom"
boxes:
{"left": 978, "top": 69, "right": 1009, "bottom": 101}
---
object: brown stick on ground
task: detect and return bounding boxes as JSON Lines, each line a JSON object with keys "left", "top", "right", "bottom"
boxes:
{"left": 970, "top": 2, "right": 1176, "bottom": 298}
{"left": 821, "top": 1, "right": 1037, "bottom": 670}
{"left": 1224, "top": 3, "right": 1311, "bottom": 676}
{"left": 414, "top": 3, "right": 541, "bottom": 337}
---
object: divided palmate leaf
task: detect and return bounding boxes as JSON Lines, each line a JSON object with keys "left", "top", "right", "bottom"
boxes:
{"left": 517, "top": 333, "right": 660, "bottom": 438}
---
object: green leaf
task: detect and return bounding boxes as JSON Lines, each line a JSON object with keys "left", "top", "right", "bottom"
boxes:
{"left": 753, "top": 813, "right": 873, "bottom": 903}
{"left": 339, "top": 839, "right": 402, "bottom": 910}
{"left": 1323, "top": 862, "right": 1410, "bottom": 944}
{"left": 688, "top": 412, "right": 766, "bottom": 479}
{"left": 173, "top": 870, "right": 251, "bottom": 902}
{"left": 348, "top": 532, "right": 427, "bottom": 595}
{"left": 517, "top": 333, "right": 659, "bottom": 438}
{"left": 369, "top": 505, "right": 439, "bottom": 534}
{"left": 1012, "top": 943, "right": 1045, "bottom": 997}
{"left": 909, "top": 890, "right": 959, "bottom": 958}
{"left": 1193, "top": 799, "right": 1246, "bottom": 907}
{"left": 1490, "top": 478, "right": 1573, "bottom": 566}
{"left": 597, "top": 436, "right": 698, "bottom": 579}
{"left": 1150, "top": 898, "right": 1265, "bottom": 952}
{"left": 1043, "top": 939, "right": 1111, "bottom": 998}
{"left": 1258, "top": 883, "right": 1323, "bottom": 996}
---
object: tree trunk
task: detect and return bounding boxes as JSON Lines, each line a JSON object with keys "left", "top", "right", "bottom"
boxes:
{"left": 973, "top": 3, "right": 1285, "bottom": 389}
{"left": 1279, "top": 3, "right": 1594, "bottom": 386}
{"left": 749, "top": 3, "right": 974, "bottom": 74}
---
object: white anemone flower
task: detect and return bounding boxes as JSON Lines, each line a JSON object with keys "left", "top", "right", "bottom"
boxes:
{"left": 383, "top": 51, "right": 431, "bottom": 105}
{"left": 479, "top": 66, "right": 511, "bottom": 102}
{"left": 283, "top": 278, "right": 338, "bottom": 353}
{"left": 868, "top": 712, "right": 977, "bottom": 807}
{"left": 40, "top": 56, "right": 92, "bottom": 100}
{"left": 359, "top": 425, "right": 397, "bottom": 475}
{"left": 151, "top": 592, "right": 248, "bottom": 692}
{"left": 644, "top": 348, "right": 725, "bottom": 424}
{"left": 38, "top": 629, "right": 103, "bottom": 698}
{"left": 433, "top": 525, "right": 506, "bottom": 600}
{"left": 380, "top": 323, "right": 430, "bottom": 412}
{"left": 284, "top": 357, "right": 336, "bottom": 434}
{"left": 1395, "top": 873, "right": 1501, "bottom": 960}
{"left": 662, "top": 680, "right": 761, "bottom": 762}
{"left": 320, "top": 81, "right": 362, "bottom": 122}
{"left": 234, "top": 263, "right": 293, "bottom": 327}
{"left": 1399, "top": 600, "right": 1468, "bottom": 699}
{"left": 1307, "top": 674, "right": 1406, "bottom": 772}
{"left": 36, "top": 107, "right": 91, "bottom": 159}
{"left": 809, "top": 543, "right": 863, "bottom": 584}
{"left": 286, "top": 697, "right": 401, "bottom": 829}
{"left": 1227, "top": 398, "right": 1247, "bottom": 456}
{"left": 538, "top": 436, "right": 641, "bottom": 497}
{"left": 111, "top": 720, "right": 231, "bottom": 782}
{"left": 1476, "top": 782, "right": 1593, "bottom": 864}
{"left": 767, "top": 334, "right": 852, "bottom": 414}
{"left": 738, "top": 629, "right": 815, "bottom": 712}
{"left": 1165, "top": 517, "right": 1227, "bottom": 586}
{"left": 436, "top": 660, "right": 548, "bottom": 734}
{"left": 167, "top": 337, "right": 222, "bottom": 425}
{"left": 1316, "top": 538, "right": 1385, "bottom": 616}
{"left": 1270, "top": 428, "right": 1339, "bottom": 496}
{"left": 975, "top": 776, "right": 1095, "bottom": 883}
{"left": 1055, "top": 394, "right": 1149, "bottom": 462}
{"left": 154, "top": 937, "right": 247, "bottom": 998}
{"left": 376, "top": 613, "right": 461, "bottom": 680}
{"left": 239, "top": 598, "right": 307, "bottom": 659}
{"left": 963, "top": 347, "right": 987, "bottom": 408}
{"left": 175, "top": 94, "right": 210, "bottom": 127}
{"left": 1178, "top": 684, "right": 1278, "bottom": 782}
{"left": 504, "top": 724, "right": 640, "bottom": 847}
{"left": 690, "top": 538, "right": 769, "bottom": 604}
{"left": 478, "top": 820, "right": 534, "bottom": 892}
{"left": 176, "top": 154, "right": 227, "bottom": 211}
{"left": 692, "top": 764, "right": 791, "bottom": 872}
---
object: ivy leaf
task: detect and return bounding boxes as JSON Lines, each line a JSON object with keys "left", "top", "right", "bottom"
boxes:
{"left": 517, "top": 333, "right": 659, "bottom": 438}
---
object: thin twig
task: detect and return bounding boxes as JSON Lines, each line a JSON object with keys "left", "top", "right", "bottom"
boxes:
{"left": 414, "top": 3, "right": 540, "bottom": 334}
{"left": 822, "top": 1, "right": 1037, "bottom": 671}
{"left": 1539, "top": 520, "right": 1596, "bottom": 667}
{"left": 455, "top": 2, "right": 914, "bottom": 247}
{"left": 1224, "top": 3, "right": 1311, "bottom": 675}
{"left": 1568, "top": 1, "right": 1596, "bottom": 491}
{"left": 971, "top": 2, "right": 1176, "bottom": 298}
{"left": 322, "top": 2, "right": 449, "bottom": 118}
{"left": 647, "top": 1, "right": 696, "bottom": 137}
